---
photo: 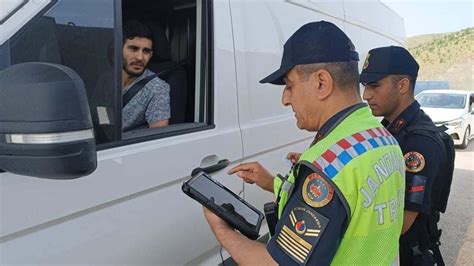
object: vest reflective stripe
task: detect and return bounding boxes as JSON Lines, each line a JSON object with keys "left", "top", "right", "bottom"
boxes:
{"left": 312, "top": 127, "right": 399, "bottom": 179}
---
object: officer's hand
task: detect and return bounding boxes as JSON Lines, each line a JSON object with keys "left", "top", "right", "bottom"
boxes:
{"left": 228, "top": 162, "right": 274, "bottom": 193}
{"left": 203, "top": 207, "right": 232, "bottom": 233}
{"left": 287, "top": 152, "right": 301, "bottom": 164}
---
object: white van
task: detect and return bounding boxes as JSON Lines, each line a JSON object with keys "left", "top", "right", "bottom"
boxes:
{"left": 0, "top": 0, "right": 405, "bottom": 264}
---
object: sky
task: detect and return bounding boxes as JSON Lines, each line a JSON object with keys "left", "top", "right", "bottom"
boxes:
{"left": 381, "top": 0, "right": 473, "bottom": 37}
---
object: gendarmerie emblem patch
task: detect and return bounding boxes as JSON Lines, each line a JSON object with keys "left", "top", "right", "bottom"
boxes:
{"left": 363, "top": 52, "right": 371, "bottom": 70}
{"left": 276, "top": 206, "right": 329, "bottom": 264}
{"left": 404, "top": 151, "right": 425, "bottom": 173}
{"left": 302, "top": 172, "right": 334, "bottom": 208}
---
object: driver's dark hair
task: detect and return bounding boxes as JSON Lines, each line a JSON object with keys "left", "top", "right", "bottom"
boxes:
{"left": 122, "top": 20, "right": 153, "bottom": 44}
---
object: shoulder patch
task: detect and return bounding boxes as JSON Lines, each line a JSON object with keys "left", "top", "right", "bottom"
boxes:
{"left": 404, "top": 151, "right": 425, "bottom": 173}
{"left": 276, "top": 206, "right": 329, "bottom": 264}
{"left": 302, "top": 172, "right": 334, "bottom": 208}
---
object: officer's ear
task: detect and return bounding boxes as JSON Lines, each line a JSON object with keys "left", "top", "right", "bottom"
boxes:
{"left": 312, "top": 69, "right": 333, "bottom": 100}
{"left": 397, "top": 77, "right": 411, "bottom": 94}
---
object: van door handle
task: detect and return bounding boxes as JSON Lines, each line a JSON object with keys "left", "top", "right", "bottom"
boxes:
{"left": 191, "top": 159, "right": 230, "bottom": 176}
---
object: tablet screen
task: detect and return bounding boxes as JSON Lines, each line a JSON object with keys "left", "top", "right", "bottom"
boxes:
{"left": 189, "top": 173, "right": 260, "bottom": 227}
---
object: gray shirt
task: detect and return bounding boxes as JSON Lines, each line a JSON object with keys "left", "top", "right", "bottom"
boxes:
{"left": 122, "top": 69, "right": 170, "bottom": 131}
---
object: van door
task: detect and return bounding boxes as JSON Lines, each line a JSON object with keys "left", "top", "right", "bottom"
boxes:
{"left": 0, "top": 0, "right": 242, "bottom": 264}
{"left": 229, "top": 0, "right": 345, "bottom": 211}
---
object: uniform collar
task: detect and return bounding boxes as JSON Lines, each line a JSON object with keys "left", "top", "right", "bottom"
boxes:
{"left": 311, "top": 103, "right": 366, "bottom": 146}
{"left": 382, "top": 101, "right": 421, "bottom": 134}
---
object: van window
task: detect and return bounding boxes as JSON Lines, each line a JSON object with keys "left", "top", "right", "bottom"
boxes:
{"left": 0, "top": 0, "right": 213, "bottom": 148}
{"left": 119, "top": 0, "right": 212, "bottom": 145}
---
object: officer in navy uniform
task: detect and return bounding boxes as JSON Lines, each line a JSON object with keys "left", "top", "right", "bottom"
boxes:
{"left": 361, "top": 46, "right": 449, "bottom": 265}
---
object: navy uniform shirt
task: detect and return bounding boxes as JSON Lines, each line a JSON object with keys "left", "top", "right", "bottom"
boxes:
{"left": 382, "top": 101, "right": 442, "bottom": 214}
{"left": 267, "top": 103, "right": 365, "bottom": 265}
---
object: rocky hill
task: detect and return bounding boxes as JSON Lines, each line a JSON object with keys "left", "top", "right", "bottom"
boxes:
{"left": 407, "top": 27, "right": 473, "bottom": 90}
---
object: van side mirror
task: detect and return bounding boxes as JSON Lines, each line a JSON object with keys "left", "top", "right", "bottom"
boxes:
{"left": 0, "top": 62, "right": 97, "bottom": 179}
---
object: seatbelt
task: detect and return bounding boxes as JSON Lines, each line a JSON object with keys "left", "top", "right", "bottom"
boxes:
{"left": 123, "top": 74, "right": 158, "bottom": 107}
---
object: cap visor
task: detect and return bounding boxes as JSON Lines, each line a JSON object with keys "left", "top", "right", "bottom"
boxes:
{"left": 359, "top": 72, "right": 389, "bottom": 84}
{"left": 259, "top": 66, "right": 293, "bottom": 85}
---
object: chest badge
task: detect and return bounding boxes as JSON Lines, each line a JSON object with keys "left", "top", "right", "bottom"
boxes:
{"left": 302, "top": 172, "right": 334, "bottom": 208}
{"left": 404, "top": 151, "right": 425, "bottom": 173}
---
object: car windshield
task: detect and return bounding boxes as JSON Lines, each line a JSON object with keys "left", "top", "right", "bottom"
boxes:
{"left": 416, "top": 93, "right": 466, "bottom": 109}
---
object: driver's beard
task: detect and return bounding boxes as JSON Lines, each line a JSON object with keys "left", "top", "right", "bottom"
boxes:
{"left": 123, "top": 61, "right": 144, "bottom": 77}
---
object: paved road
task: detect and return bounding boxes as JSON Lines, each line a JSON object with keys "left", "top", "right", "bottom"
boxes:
{"left": 439, "top": 142, "right": 473, "bottom": 265}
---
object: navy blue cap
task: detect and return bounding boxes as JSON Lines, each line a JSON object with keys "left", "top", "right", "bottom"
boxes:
{"left": 360, "top": 46, "right": 419, "bottom": 84}
{"left": 260, "top": 21, "right": 359, "bottom": 85}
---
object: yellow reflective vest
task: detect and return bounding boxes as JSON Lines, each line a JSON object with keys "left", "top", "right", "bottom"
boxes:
{"left": 274, "top": 106, "right": 405, "bottom": 265}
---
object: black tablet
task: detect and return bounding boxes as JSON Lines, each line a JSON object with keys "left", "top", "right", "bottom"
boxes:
{"left": 182, "top": 171, "right": 264, "bottom": 240}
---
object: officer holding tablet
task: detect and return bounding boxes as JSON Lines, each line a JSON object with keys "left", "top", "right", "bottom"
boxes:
{"left": 203, "top": 21, "right": 406, "bottom": 265}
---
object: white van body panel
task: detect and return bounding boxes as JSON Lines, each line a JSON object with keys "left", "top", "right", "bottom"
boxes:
{"left": 343, "top": 0, "right": 405, "bottom": 43}
{"left": 0, "top": 0, "right": 405, "bottom": 264}
{"left": 230, "top": 0, "right": 344, "bottom": 216}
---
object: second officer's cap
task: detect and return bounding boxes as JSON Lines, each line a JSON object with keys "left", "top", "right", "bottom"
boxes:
{"left": 360, "top": 46, "right": 419, "bottom": 84}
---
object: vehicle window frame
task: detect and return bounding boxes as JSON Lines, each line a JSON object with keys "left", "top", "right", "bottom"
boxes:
{"left": 96, "top": 0, "right": 214, "bottom": 151}
{"left": 0, "top": 0, "right": 215, "bottom": 157}
{"left": 0, "top": 0, "right": 28, "bottom": 25}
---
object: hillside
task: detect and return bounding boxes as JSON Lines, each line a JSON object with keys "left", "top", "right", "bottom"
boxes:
{"left": 407, "top": 33, "right": 450, "bottom": 49}
{"left": 408, "top": 27, "right": 473, "bottom": 90}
